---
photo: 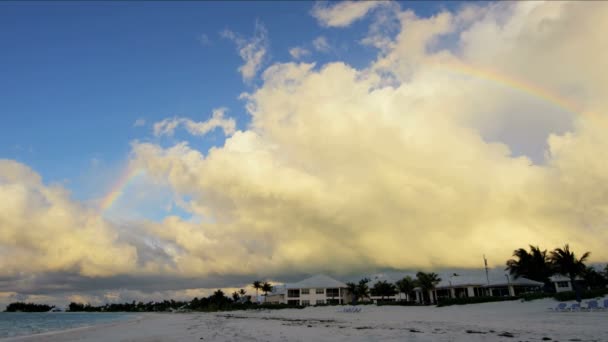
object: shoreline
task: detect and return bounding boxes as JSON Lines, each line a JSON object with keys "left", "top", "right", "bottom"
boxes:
{"left": 0, "top": 313, "right": 145, "bottom": 342}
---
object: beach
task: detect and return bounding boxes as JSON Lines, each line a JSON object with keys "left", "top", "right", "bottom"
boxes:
{"left": 3, "top": 298, "right": 606, "bottom": 342}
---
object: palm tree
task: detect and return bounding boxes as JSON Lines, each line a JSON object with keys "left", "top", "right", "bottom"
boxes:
{"left": 396, "top": 276, "right": 416, "bottom": 302}
{"left": 252, "top": 281, "right": 262, "bottom": 302}
{"left": 345, "top": 278, "right": 370, "bottom": 304}
{"left": 261, "top": 282, "right": 273, "bottom": 303}
{"left": 346, "top": 282, "right": 358, "bottom": 304}
{"left": 232, "top": 291, "right": 240, "bottom": 302}
{"left": 212, "top": 289, "right": 225, "bottom": 303}
{"left": 505, "top": 245, "right": 553, "bottom": 290}
{"left": 371, "top": 281, "right": 397, "bottom": 301}
{"left": 549, "top": 244, "right": 590, "bottom": 301}
{"left": 416, "top": 272, "right": 441, "bottom": 304}
{"left": 582, "top": 266, "right": 607, "bottom": 289}
{"left": 239, "top": 288, "right": 247, "bottom": 296}
{"left": 356, "top": 278, "right": 371, "bottom": 301}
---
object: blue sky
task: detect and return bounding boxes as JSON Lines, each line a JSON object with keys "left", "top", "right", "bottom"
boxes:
{"left": 0, "top": 1, "right": 459, "bottom": 203}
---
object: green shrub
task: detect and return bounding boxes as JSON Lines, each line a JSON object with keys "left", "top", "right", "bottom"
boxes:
{"left": 376, "top": 301, "right": 423, "bottom": 306}
{"left": 247, "top": 303, "right": 304, "bottom": 310}
{"left": 553, "top": 288, "right": 608, "bottom": 302}
{"left": 341, "top": 301, "right": 375, "bottom": 305}
{"left": 437, "top": 296, "right": 519, "bottom": 307}
{"left": 520, "top": 292, "right": 554, "bottom": 301}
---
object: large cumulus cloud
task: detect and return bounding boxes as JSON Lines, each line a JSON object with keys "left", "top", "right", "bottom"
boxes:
{"left": 0, "top": 160, "right": 138, "bottom": 277}
{"left": 132, "top": 2, "right": 608, "bottom": 274}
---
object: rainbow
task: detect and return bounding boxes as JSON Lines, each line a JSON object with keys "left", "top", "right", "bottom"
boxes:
{"left": 99, "top": 166, "right": 144, "bottom": 212}
{"left": 424, "top": 58, "right": 590, "bottom": 117}
{"left": 97, "top": 61, "right": 596, "bottom": 214}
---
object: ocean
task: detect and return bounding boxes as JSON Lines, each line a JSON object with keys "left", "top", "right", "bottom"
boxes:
{"left": 0, "top": 312, "right": 135, "bottom": 339}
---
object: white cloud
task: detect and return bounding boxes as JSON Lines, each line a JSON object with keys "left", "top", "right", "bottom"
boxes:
{"left": 133, "top": 118, "right": 146, "bottom": 127}
{"left": 289, "top": 47, "right": 310, "bottom": 60}
{"left": 198, "top": 33, "right": 211, "bottom": 46}
{"left": 312, "top": 36, "right": 330, "bottom": 52}
{"left": 131, "top": 2, "right": 608, "bottom": 274}
{"left": 359, "top": 1, "right": 402, "bottom": 52}
{"left": 153, "top": 108, "right": 236, "bottom": 138}
{"left": 0, "top": 160, "right": 138, "bottom": 277}
{"left": 221, "top": 21, "right": 269, "bottom": 82}
{"left": 311, "top": 1, "right": 389, "bottom": 27}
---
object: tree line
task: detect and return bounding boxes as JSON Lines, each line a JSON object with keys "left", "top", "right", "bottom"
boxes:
{"left": 505, "top": 244, "right": 607, "bottom": 299}
{"left": 3, "top": 288, "right": 253, "bottom": 313}
{"left": 4, "top": 302, "right": 55, "bottom": 312}
{"left": 346, "top": 271, "right": 441, "bottom": 304}
{"left": 66, "top": 288, "right": 254, "bottom": 312}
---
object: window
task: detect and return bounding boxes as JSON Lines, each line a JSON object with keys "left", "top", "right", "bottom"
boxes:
{"left": 301, "top": 288, "right": 310, "bottom": 295}
{"left": 326, "top": 288, "right": 339, "bottom": 297}
{"left": 315, "top": 288, "right": 325, "bottom": 294}
{"left": 301, "top": 300, "right": 310, "bottom": 306}
{"left": 287, "top": 289, "right": 300, "bottom": 298}
{"left": 287, "top": 300, "right": 299, "bottom": 306}
{"left": 557, "top": 281, "right": 570, "bottom": 288}
{"left": 316, "top": 299, "right": 325, "bottom": 305}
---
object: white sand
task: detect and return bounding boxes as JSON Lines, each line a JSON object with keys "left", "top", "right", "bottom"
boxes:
{"left": 4, "top": 298, "right": 607, "bottom": 342}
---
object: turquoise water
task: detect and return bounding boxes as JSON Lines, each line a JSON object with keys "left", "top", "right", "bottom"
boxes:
{"left": 0, "top": 312, "right": 135, "bottom": 339}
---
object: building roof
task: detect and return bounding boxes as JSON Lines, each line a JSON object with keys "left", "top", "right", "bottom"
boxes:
{"left": 484, "top": 277, "right": 544, "bottom": 287}
{"left": 434, "top": 273, "right": 543, "bottom": 289}
{"left": 269, "top": 284, "right": 287, "bottom": 295}
{"left": 549, "top": 275, "right": 582, "bottom": 281}
{"left": 286, "top": 274, "right": 347, "bottom": 289}
{"left": 367, "top": 273, "right": 397, "bottom": 288}
{"left": 550, "top": 275, "right": 569, "bottom": 282}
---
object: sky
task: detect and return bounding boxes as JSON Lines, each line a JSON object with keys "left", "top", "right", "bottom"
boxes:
{"left": 1, "top": 1, "right": 607, "bottom": 306}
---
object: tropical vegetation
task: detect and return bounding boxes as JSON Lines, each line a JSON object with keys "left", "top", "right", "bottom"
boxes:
{"left": 261, "top": 281, "right": 273, "bottom": 302}
{"left": 370, "top": 280, "right": 398, "bottom": 301}
{"left": 505, "top": 245, "right": 553, "bottom": 291}
{"left": 4, "top": 302, "right": 55, "bottom": 312}
{"left": 345, "top": 278, "right": 371, "bottom": 304}
{"left": 415, "top": 272, "right": 442, "bottom": 304}
{"left": 395, "top": 276, "right": 416, "bottom": 302}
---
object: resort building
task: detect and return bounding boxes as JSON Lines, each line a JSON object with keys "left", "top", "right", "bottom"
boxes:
{"left": 264, "top": 285, "right": 286, "bottom": 304}
{"left": 265, "top": 274, "right": 350, "bottom": 305}
{"left": 549, "top": 275, "right": 581, "bottom": 293}
{"left": 264, "top": 272, "right": 545, "bottom": 306}
{"left": 413, "top": 273, "right": 543, "bottom": 304}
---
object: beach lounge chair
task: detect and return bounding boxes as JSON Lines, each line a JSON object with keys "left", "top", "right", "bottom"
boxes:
{"left": 584, "top": 300, "right": 599, "bottom": 311}
{"left": 568, "top": 303, "right": 581, "bottom": 312}
{"left": 602, "top": 299, "right": 608, "bottom": 311}
{"left": 549, "top": 303, "right": 567, "bottom": 311}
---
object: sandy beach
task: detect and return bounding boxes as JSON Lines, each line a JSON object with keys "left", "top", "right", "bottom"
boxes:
{"left": 3, "top": 298, "right": 607, "bottom": 342}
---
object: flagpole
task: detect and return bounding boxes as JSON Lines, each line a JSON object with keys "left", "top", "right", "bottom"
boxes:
{"left": 483, "top": 254, "right": 490, "bottom": 285}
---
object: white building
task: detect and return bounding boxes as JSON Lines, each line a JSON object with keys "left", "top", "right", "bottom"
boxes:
{"left": 265, "top": 285, "right": 286, "bottom": 304}
{"left": 266, "top": 274, "right": 350, "bottom": 306}
{"left": 549, "top": 275, "right": 577, "bottom": 293}
{"left": 413, "top": 273, "right": 543, "bottom": 304}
